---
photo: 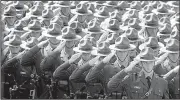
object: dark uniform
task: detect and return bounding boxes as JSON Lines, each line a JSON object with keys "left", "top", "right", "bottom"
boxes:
{"left": 108, "top": 70, "right": 169, "bottom": 99}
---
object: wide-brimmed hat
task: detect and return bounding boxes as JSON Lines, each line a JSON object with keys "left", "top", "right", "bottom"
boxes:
{"left": 73, "top": 38, "right": 96, "bottom": 53}
{"left": 58, "top": 1, "right": 71, "bottom": 7}
{"left": 4, "top": 35, "right": 22, "bottom": 47}
{"left": 12, "top": 20, "right": 26, "bottom": 33}
{"left": 104, "top": 18, "right": 123, "bottom": 32}
{"left": 20, "top": 37, "right": 38, "bottom": 50}
{"left": 110, "top": 10, "right": 123, "bottom": 22}
{"left": 69, "top": 21, "right": 84, "bottom": 34}
{"left": 161, "top": 38, "right": 179, "bottom": 53}
{"left": 24, "top": 20, "right": 42, "bottom": 31}
{"left": 152, "top": 3, "right": 175, "bottom": 15}
{"left": 150, "top": 1, "right": 160, "bottom": 8}
{"left": 38, "top": 9, "right": 54, "bottom": 19}
{"left": 71, "top": 3, "right": 92, "bottom": 15}
{"left": 135, "top": 47, "right": 156, "bottom": 61}
{"left": 57, "top": 26, "right": 81, "bottom": 41}
{"left": 13, "top": 1, "right": 28, "bottom": 12}
{"left": 121, "top": 18, "right": 142, "bottom": 31}
{"left": 164, "top": 29, "right": 179, "bottom": 42}
{"left": 50, "top": 16, "right": 63, "bottom": 28}
{"left": 114, "top": 1, "right": 129, "bottom": 10}
{"left": 3, "top": 5, "right": 17, "bottom": 17}
{"left": 168, "top": 1, "right": 179, "bottom": 8}
{"left": 124, "top": 28, "right": 141, "bottom": 42}
{"left": 159, "top": 17, "right": 171, "bottom": 26}
{"left": 109, "top": 35, "right": 136, "bottom": 51}
{"left": 141, "top": 1, "right": 149, "bottom": 8}
{"left": 91, "top": 42, "right": 111, "bottom": 56}
{"left": 94, "top": 6, "right": 109, "bottom": 18}
{"left": 157, "top": 23, "right": 172, "bottom": 36}
{"left": 103, "top": 1, "right": 118, "bottom": 7}
{"left": 127, "top": 1, "right": 142, "bottom": 11}
{"left": 43, "top": 23, "right": 62, "bottom": 37}
{"left": 27, "top": 5, "right": 44, "bottom": 18}
{"left": 87, "top": 3, "right": 96, "bottom": 13}
{"left": 139, "top": 13, "right": 159, "bottom": 28}
{"left": 139, "top": 37, "right": 164, "bottom": 50}
{"left": 139, "top": 5, "right": 153, "bottom": 20}
{"left": 84, "top": 18, "right": 105, "bottom": 34}
{"left": 106, "top": 32, "right": 119, "bottom": 45}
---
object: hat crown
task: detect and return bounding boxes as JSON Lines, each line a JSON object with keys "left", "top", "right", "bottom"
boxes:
{"left": 48, "top": 23, "right": 62, "bottom": 36}
{"left": 131, "top": 1, "right": 141, "bottom": 10}
{"left": 14, "top": 20, "right": 26, "bottom": 30}
{"left": 42, "top": 9, "right": 54, "bottom": 18}
{"left": 4, "top": 6, "right": 16, "bottom": 16}
{"left": 14, "top": 1, "right": 24, "bottom": 9}
{"left": 166, "top": 39, "right": 179, "bottom": 51}
{"left": 26, "top": 37, "right": 38, "bottom": 48}
{"left": 88, "top": 19, "right": 101, "bottom": 32}
{"left": 87, "top": 3, "right": 95, "bottom": 13}
{"left": 107, "top": 33, "right": 119, "bottom": 44}
{"left": 157, "top": 3, "right": 168, "bottom": 13}
{"left": 8, "top": 35, "right": 22, "bottom": 46}
{"left": 139, "top": 47, "right": 155, "bottom": 61}
{"left": 62, "top": 27, "right": 76, "bottom": 39}
{"left": 129, "top": 9, "right": 139, "bottom": 18}
{"left": 108, "top": 19, "right": 120, "bottom": 31}
{"left": 128, "top": 18, "right": 141, "bottom": 29}
{"left": 28, "top": 20, "right": 41, "bottom": 30}
{"left": 110, "top": 10, "right": 122, "bottom": 21}
{"left": 159, "top": 23, "right": 172, "bottom": 34}
{"left": 76, "top": 3, "right": 88, "bottom": 14}
{"left": 59, "top": 1, "right": 70, "bottom": 5}
{"left": 159, "top": 17, "right": 171, "bottom": 24}
{"left": 98, "top": 6, "right": 109, "bottom": 16}
{"left": 115, "top": 36, "right": 131, "bottom": 49}
{"left": 97, "top": 42, "right": 111, "bottom": 55}
{"left": 144, "top": 13, "right": 159, "bottom": 26}
{"left": 145, "top": 37, "right": 159, "bottom": 49}
{"left": 143, "top": 5, "right": 153, "bottom": 14}
{"left": 126, "top": 28, "right": 139, "bottom": 40}
{"left": 51, "top": 16, "right": 63, "bottom": 27}
{"left": 79, "top": 38, "right": 93, "bottom": 51}
{"left": 31, "top": 5, "right": 43, "bottom": 16}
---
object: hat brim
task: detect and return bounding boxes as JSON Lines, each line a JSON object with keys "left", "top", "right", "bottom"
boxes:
{"left": 71, "top": 9, "right": 92, "bottom": 15}
{"left": 23, "top": 27, "right": 43, "bottom": 32}
{"left": 105, "top": 27, "right": 124, "bottom": 33}
{"left": 20, "top": 41, "right": 31, "bottom": 50}
{"left": 139, "top": 22, "right": 159, "bottom": 28}
{"left": 168, "top": 2, "right": 179, "bottom": 8}
{"left": 134, "top": 55, "right": 157, "bottom": 61}
{"left": 139, "top": 42, "right": 164, "bottom": 50}
{"left": 56, "top": 35, "right": 81, "bottom": 41}
{"left": 4, "top": 41, "right": 21, "bottom": 47}
{"left": 94, "top": 13, "right": 109, "bottom": 18}
{"left": 83, "top": 28, "right": 105, "bottom": 34}
{"left": 152, "top": 9, "right": 175, "bottom": 15}
{"left": 73, "top": 47, "right": 97, "bottom": 53}
{"left": 15, "top": 5, "right": 29, "bottom": 11}
{"left": 42, "top": 30, "right": 61, "bottom": 38}
{"left": 109, "top": 44, "right": 136, "bottom": 51}
{"left": 91, "top": 49, "right": 111, "bottom": 56}
{"left": 10, "top": 28, "right": 26, "bottom": 33}
{"left": 160, "top": 47, "right": 179, "bottom": 53}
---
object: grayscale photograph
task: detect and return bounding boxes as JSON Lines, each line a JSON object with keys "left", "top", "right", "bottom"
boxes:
{"left": 0, "top": 1, "right": 179, "bottom": 99}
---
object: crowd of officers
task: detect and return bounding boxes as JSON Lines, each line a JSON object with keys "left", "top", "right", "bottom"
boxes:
{"left": 0, "top": 1, "right": 179, "bottom": 99}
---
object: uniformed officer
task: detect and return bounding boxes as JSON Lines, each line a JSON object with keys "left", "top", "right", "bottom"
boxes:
{"left": 21, "top": 20, "right": 43, "bottom": 41}
{"left": 108, "top": 47, "right": 169, "bottom": 99}
{"left": 85, "top": 41, "right": 112, "bottom": 98}
{"left": 70, "top": 2, "right": 92, "bottom": 29}
{"left": 69, "top": 37, "right": 96, "bottom": 94}
{"left": 41, "top": 23, "right": 62, "bottom": 57}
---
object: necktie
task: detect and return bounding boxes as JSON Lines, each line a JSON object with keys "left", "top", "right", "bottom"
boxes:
{"left": 146, "top": 76, "right": 151, "bottom": 89}
{"left": 121, "top": 65, "right": 125, "bottom": 69}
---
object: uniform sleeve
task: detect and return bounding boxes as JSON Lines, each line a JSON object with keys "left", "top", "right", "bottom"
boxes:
{"left": 107, "top": 69, "right": 132, "bottom": 91}
{"left": 163, "top": 80, "right": 169, "bottom": 99}
{"left": 20, "top": 45, "right": 41, "bottom": 66}
{"left": 163, "top": 69, "right": 177, "bottom": 82}
{"left": 53, "top": 61, "right": 72, "bottom": 80}
{"left": 85, "top": 61, "right": 106, "bottom": 83}
{"left": 69, "top": 62, "right": 92, "bottom": 82}
{"left": 1, "top": 57, "right": 19, "bottom": 73}
{"left": 154, "top": 64, "right": 168, "bottom": 76}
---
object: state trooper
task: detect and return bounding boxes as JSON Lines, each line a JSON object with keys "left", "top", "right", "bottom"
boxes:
{"left": 108, "top": 47, "right": 169, "bottom": 99}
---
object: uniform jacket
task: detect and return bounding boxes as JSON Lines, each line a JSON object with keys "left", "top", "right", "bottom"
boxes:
{"left": 108, "top": 70, "right": 169, "bottom": 99}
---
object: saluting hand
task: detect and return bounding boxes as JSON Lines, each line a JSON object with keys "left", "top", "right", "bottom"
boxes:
{"left": 69, "top": 52, "right": 82, "bottom": 64}
{"left": 37, "top": 39, "right": 49, "bottom": 48}
{"left": 54, "top": 40, "right": 66, "bottom": 52}
{"left": 124, "top": 58, "right": 141, "bottom": 73}
{"left": 89, "top": 56, "right": 100, "bottom": 66}
{"left": 173, "top": 65, "right": 179, "bottom": 73}
{"left": 102, "top": 50, "right": 116, "bottom": 64}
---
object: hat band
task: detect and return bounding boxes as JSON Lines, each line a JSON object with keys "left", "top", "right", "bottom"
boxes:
{"left": 115, "top": 44, "right": 130, "bottom": 49}
{"left": 166, "top": 46, "right": 179, "bottom": 52}
{"left": 62, "top": 35, "right": 76, "bottom": 39}
{"left": 79, "top": 47, "right": 92, "bottom": 51}
{"left": 98, "top": 50, "right": 111, "bottom": 55}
